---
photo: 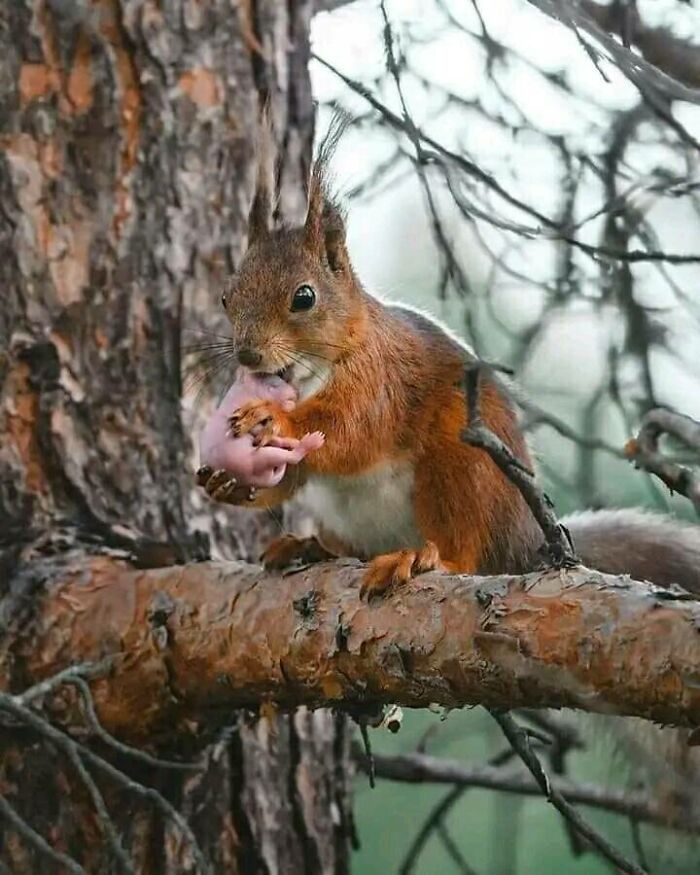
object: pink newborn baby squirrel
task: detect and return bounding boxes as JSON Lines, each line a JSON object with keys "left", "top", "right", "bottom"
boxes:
{"left": 198, "top": 369, "right": 324, "bottom": 489}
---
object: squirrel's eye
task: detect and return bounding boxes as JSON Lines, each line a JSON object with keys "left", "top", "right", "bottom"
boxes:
{"left": 291, "top": 284, "right": 316, "bottom": 312}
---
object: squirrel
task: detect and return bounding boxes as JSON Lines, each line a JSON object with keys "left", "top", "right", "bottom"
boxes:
{"left": 193, "top": 114, "right": 700, "bottom": 863}
{"left": 197, "top": 115, "right": 700, "bottom": 601}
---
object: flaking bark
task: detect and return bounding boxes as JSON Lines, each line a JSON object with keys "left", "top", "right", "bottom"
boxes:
{"left": 5, "top": 555, "right": 700, "bottom": 739}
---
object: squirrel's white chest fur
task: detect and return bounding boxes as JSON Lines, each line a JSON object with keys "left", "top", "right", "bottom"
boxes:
{"left": 300, "top": 461, "right": 422, "bottom": 557}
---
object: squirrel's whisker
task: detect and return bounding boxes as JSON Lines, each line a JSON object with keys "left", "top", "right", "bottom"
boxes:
{"left": 183, "top": 327, "right": 233, "bottom": 341}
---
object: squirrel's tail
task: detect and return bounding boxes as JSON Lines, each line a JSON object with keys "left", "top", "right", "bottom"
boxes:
{"left": 562, "top": 508, "right": 700, "bottom": 859}
{"left": 562, "top": 508, "right": 700, "bottom": 594}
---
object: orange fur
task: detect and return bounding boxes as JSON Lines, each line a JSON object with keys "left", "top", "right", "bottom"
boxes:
{"left": 262, "top": 534, "right": 336, "bottom": 569}
{"left": 222, "top": 118, "right": 541, "bottom": 591}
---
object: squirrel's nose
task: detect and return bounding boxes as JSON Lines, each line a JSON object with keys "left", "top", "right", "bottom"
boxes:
{"left": 237, "top": 347, "right": 262, "bottom": 368}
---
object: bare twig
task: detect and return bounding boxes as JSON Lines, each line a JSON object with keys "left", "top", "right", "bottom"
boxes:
{"left": 461, "top": 363, "right": 578, "bottom": 567}
{"left": 525, "top": 0, "right": 700, "bottom": 104}
{"left": 16, "top": 660, "right": 199, "bottom": 771}
{"left": 0, "top": 693, "right": 210, "bottom": 874}
{"left": 625, "top": 409, "right": 700, "bottom": 514}
{"left": 436, "top": 822, "right": 481, "bottom": 875}
{"left": 15, "top": 660, "right": 114, "bottom": 707}
{"left": 519, "top": 398, "right": 626, "bottom": 459}
{"left": 68, "top": 676, "right": 200, "bottom": 773}
{"left": 489, "top": 710, "right": 646, "bottom": 875}
{"left": 0, "top": 793, "right": 88, "bottom": 875}
{"left": 353, "top": 744, "right": 696, "bottom": 834}
{"left": 398, "top": 746, "right": 517, "bottom": 875}
{"left": 2, "top": 662, "right": 135, "bottom": 873}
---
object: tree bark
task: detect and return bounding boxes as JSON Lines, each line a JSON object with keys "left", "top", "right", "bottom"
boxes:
{"left": 0, "top": 1, "right": 350, "bottom": 873}
{"left": 5, "top": 557, "right": 700, "bottom": 737}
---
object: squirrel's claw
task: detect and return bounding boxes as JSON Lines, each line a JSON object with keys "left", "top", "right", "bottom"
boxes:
{"left": 196, "top": 466, "right": 256, "bottom": 504}
{"left": 360, "top": 542, "right": 442, "bottom": 600}
{"left": 228, "top": 399, "right": 281, "bottom": 446}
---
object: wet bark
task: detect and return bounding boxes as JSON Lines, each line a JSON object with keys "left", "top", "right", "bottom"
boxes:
{"left": 0, "top": 1, "right": 350, "bottom": 872}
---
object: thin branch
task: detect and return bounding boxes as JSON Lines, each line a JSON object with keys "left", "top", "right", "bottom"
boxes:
{"left": 3, "top": 671, "right": 135, "bottom": 874}
{"left": 525, "top": 0, "right": 700, "bottom": 104}
{"left": 0, "top": 793, "right": 88, "bottom": 875}
{"left": 15, "top": 660, "right": 114, "bottom": 707}
{"left": 399, "top": 746, "right": 517, "bottom": 875}
{"left": 461, "top": 363, "right": 578, "bottom": 567}
{"left": 0, "top": 693, "right": 210, "bottom": 874}
{"left": 436, "top": 822, "right": 481, "bottom": 875}
{"left": 68, "top": 676, "right": 200, "bottom": 773}
{"left": 579, "top": 0, "right": 700, "bottom": 90}
{"left": 354, "top": 744, "right": 697, "bottom": 834}
{"left": 490, "top": 710, "right": 645, "bottom": 874}
{"left": 16, "top": 661, "right": 199, "bottom": 771}
{"left": 625, "top": 409, "right": 700, "bottom": 513}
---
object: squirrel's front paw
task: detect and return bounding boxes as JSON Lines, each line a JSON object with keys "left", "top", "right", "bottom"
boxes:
{"left": 196, "top": 466, "right": 256, "bottom": 504}
{"left": 228, "top": 400, "right": 282, "bottom": 447}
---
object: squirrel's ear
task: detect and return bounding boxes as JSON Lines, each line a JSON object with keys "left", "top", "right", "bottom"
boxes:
{"left": 248, "top": 103, "right": 277, "bottom": 245}
{"left": 304, "top": 110, "right": 351, "bottom": 272}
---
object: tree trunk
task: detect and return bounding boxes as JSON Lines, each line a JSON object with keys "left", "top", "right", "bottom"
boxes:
{"left": 0, "top": 1, "right": 351, "bottom": 872}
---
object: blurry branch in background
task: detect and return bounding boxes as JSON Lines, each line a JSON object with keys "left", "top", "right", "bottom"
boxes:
{"left": 353, "top": 742, "right": 700, "bottom": 834}
{"left": 625, "top": 408, "right": 700, "bottom": 513}
{"left": 531, "top": 0, "right": 700, "bottom": 93}
{"left": 395, "top": 712, "right": 585, "bottom": 875}
{"left": 314, "top": 0, "right": 700, "bottom": 505}
{"left": 490, "top": 710, "right": 645, "bottom": 875}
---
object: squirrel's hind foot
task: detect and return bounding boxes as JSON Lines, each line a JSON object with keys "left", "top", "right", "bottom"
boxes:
{"left": 262, "top": 534, "right": 337, "bottom": 570}
{"left": 360, "top": 541, "right": 442, "bottom": 600}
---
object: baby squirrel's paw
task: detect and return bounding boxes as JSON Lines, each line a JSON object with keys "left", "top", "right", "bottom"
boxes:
{"left": 228, "top": 400, "right": 282, "bottom": 447}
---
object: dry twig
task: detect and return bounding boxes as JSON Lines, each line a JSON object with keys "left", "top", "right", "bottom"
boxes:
{"left": 625, "top": 409, "right": 700, "bottom": 514}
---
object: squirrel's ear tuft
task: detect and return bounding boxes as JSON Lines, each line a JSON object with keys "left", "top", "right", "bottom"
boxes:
{"left": 304, "top": 109, "right": 351, "bottom": 272}
{"left": 248, "top": 103, "right": 277, "bottom": 245}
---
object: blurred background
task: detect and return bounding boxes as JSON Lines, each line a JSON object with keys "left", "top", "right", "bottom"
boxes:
{"left": 309, "top": 1, "right": 700, "bottom": 872}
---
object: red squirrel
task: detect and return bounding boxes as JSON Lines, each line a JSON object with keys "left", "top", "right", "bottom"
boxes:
{"left": 197, "top": 118, "right": 700, "bottom": 599}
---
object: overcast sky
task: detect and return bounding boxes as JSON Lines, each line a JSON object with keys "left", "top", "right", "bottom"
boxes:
{"left": 310, "top": 0, "right": 700, "bottom": 425}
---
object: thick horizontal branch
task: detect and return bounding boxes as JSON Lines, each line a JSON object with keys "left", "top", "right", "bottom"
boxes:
{"left": 4, "top": 555, "right": 700, "bottom": 744}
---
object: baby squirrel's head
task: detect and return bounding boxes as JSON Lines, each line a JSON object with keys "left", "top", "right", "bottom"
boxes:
{"left": 222, "top": 115, "right": 365, "bottom": 399}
